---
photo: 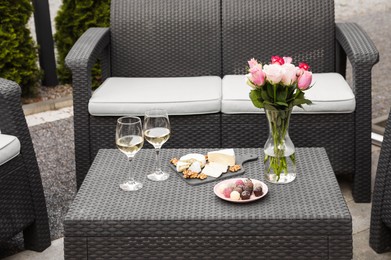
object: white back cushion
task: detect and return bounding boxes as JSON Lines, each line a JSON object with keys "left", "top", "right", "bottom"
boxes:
{"left": 0, "top": 134, "right": 21, "bottom": 166}
{"left": 222, "top": 73, "right": 355, "bottom": 114}
{"left": 89, "top": 77, "right": 222, "bottom": 116}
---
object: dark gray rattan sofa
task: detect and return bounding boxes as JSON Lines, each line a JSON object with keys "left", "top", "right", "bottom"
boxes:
{"left": 370, "top": 109, "right": 391, "bottom": 253}
{"left": 0, "top": 78, "right": 51, "bottom": 252}
{"left": 66, "top": 0, "right": 378, "bottom": 203}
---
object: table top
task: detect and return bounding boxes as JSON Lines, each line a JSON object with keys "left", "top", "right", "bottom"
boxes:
{"left": 65, "top": 148, "right": 351, "bottom": 237}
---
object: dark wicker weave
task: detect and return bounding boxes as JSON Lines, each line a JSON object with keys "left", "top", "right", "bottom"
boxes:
{"left": 65, "top": 0, "right": 222, "bottom": 190}
{"left": 0, "top": 78, "right": 50, "bottom": 251}
{"left": 64, "top": 148, "right": 352, "bottom": 259}
{"left": 66, "top": 0, "right": 378, "bottom": 203}
{"left": 370, "top": 109, "right": 391, "bottom": 253}
{"left": 221, "top": 0, "right": 379, "bottom": 203}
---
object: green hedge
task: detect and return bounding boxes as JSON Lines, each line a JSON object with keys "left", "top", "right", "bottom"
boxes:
{"left": 54, "top": 0, "right": 110, "bottom": 88}
{"left": 0, "top": 0, "right": 41, "bottom": 96}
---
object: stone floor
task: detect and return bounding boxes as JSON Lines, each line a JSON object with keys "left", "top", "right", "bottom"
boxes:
{"left": 0, "top": 107, "right": 390, "bottom": 260}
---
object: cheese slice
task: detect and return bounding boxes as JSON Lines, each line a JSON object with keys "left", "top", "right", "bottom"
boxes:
{"left": 176, "top": 161, "right": 190, "bottom": 172}
{"left": 208, "top": 162, "right": 228, "bottom": 173}
{"left": 179, "top": 153, "right": 206, "bottom": 167}
{"left": 188, "top": 161, "right": 202, "bottom": 173}
{"left": 202, "top": 164, "right": 222, "bottom": 178}
{"left": 207, "top": 149, "right": 235, "bottom": 166}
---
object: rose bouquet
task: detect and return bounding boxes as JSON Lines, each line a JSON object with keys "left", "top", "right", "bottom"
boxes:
{"left": 246, "top": 55, "right": 312, "bottom": 110}
{"left": 245, "top": 56, "right": 313, "bottom": 183}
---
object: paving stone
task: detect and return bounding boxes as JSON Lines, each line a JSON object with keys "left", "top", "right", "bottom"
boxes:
{"left": 353, "top": 230, "right": 391, "bottom": 260}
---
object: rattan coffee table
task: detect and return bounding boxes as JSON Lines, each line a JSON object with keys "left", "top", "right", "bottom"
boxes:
{"left": 64, "top": 148, "right": 352, "bottom": 259}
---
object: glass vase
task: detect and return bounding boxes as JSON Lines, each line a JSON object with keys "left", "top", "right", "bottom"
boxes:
{"left": 264, "top": 108, "right": 296, "bottom": 184}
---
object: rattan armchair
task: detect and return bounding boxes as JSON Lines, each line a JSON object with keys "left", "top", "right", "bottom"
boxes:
{"left": 220, "top": 0, "right": 378, "bottom": 203}
{"left": 370, "top": 110, "right": 391, "bottom": 253}
{"left": 66, "top": 0, "right": 378, "bottom": 204}
{"left": 0, "top": 78, "right": 51, "bottom": 252}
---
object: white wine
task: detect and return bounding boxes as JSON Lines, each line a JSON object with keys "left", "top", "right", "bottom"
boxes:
{"left": 116, "top": 135, "right": 144, "bottom": 157}
{"left": 144, "top": 127, "right": 170, "bottom": 148}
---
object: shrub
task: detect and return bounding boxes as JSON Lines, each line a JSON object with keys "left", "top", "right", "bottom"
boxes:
{"left": 54, "top": 0, "right": 110, "bottom": 88}
{"left": 0, "top": 0, "right": 41, "bottom": 96}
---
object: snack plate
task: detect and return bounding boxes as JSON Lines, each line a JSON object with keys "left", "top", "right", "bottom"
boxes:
{"left": 214, "top": 178, "right": 268, "bottom": 203}
{"left": 168, "top": 154, "right": 258, "bottom": 186}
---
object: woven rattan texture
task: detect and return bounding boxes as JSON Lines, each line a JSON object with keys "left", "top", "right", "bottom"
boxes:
{"left": 222, "top": 0, "right": 335, "bottom": 75}
{"left": 0, "top": 78, "right": 50, "bottom": 251}
{"left": 370, "top": 108, "right": 391, "bottom": 253}
{"left": 66, "top": 0, "right": 379, "bottom": 203}
{"left": 65, "top": 148, "right": 352, "bottom": 259}
{"left": 65, "top": 28, "right": 111, "bottom": 190}
{"left": 336, "top": 23, "right": 379, "bottom": 203}
{"left": 88, "top": 236, "right": 328, "bottom": 259}
{"left": 0, "top": 156, "right": 34, "bottom": 239}
{"left": 110, "top": 0, "right": 221, "bottom": 77}
{"left": 222, "top": 113, "right": 355, "bottom": 174}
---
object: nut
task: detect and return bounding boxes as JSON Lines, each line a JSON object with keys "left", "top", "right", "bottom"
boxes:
{"left": 229, "top": 164, "right": 241, "bottom": 172}
{"left": 198, "top": 173, "right": 208, "bottom": 180}
{"left": 170, "top": 158, "right": 179, "bottom": 166}
{"left": 190, "top": 172, "right": 199, "bottom": 178}
{"left": 182, "top": 169, "right": 199, "bottom": 179}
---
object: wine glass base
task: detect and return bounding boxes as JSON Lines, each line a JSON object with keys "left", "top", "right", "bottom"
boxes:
{"left": 147, "top": 171, "right": 170, "bottom": 181}
{"left": 119, "top": 181, "right": 143, "bottom": 191}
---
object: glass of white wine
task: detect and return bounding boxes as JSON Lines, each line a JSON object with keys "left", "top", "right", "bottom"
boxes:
{"left": 116, "top": 116, "right": 144, "bottom": 191}
{"left": 143, "top": 109, "right": 171, "bottom": 181}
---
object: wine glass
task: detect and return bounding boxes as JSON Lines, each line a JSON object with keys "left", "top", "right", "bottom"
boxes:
{"left": 143, "top": 109, "right": 171, "bottom": 181}
{"left": 116, "top": 116, "right": 144, "bottom": 191}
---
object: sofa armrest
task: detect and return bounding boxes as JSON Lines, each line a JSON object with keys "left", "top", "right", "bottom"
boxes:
{"left": 65, "top": 27, "right": 111, "bottom": 70}
{"left": 0, "top": 78, "right": 37, "bottom": 172}
{"left": 65, "top": 27, "right": 111, "bottom": 93}
{"left": 336, "top": 23, "right": 379, "bottom": 92}
{"left": 65, "top": 27, "right": 111, "bottom": 189}
{"left": 0, "top": 78, "right": 24, "bottom": 137}
{"left": 336, "top": 23, "right": 379, "bottom": 202}
{"left": 336, "top": 23, "right": 379, "bottom": 68}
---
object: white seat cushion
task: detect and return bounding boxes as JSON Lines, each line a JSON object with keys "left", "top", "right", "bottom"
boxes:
{"left": 89, "top": 77, "right": 222, "bottom": 116}
{"left": 222, "top": 73, "right": 356, "bottom": 114}
{"left": 0, "top": 134, "right": 21, "bottom": 166}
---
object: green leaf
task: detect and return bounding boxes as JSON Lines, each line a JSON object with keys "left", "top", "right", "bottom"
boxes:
{"left": 261, "top": 89, "right": 271, "bottom": 102}
{"left": 277, "top": 89, "right": 287, "bottom": 103}
{"left": 293, "top": 98, "right": 311, "bottom": 106}
{"left": 297, "top": 91, "right": 305, "bottom": 100}
{"left": 249, "top": 90, "right": 264, "bottom": 109}
{"left": 264, "top": 104, "right": 277, "bottom": 111}
{"left": 276, "top": 102, "right": 288, "bottom": 107}
{"left": 266, "top": 85, "right": 274, "bottom": 100}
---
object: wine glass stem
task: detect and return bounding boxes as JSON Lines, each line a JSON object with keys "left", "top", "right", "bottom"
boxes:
{"left": 128, "top": 157, "right": 136, "bottom": 184}
{"left": 155, "top": 148, "right": 162, "bottom": 174}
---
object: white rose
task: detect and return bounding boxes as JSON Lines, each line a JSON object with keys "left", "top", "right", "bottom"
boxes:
{"left": 281, "top": 63, "right": 298, "bottom": 86}
{"left": 263, "top": 63, "right": 284, "bottom": 84}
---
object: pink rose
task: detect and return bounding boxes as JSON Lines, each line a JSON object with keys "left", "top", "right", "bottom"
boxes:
{"left": 263, "top": 64, "right": 284, "bottom": 84}
{"left": 299, "top": 62, "right": 310, "bottom": 71}
{"left": 271, "top": 55, "right": 284, "bottom": 65}
{"left": 283, "top": 57, "right": 292, "bottom": 64}
{"left": 281, "top": 63, "right": 298, "bottom": 86}
{"left": 298, "top": 70, "right": 312, "bottom": 90}
{"left": 249, "top": 64, "right": 265, "bottom": 86}
{"left": 248, "top": 58, "right": 259, "bottom": 69}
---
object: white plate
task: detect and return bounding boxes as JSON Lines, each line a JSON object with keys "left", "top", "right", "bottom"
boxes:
{"left": 213, "top": 178, "right": 268, "bottom": 203}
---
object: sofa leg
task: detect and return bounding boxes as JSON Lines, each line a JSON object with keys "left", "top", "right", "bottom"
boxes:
{"left": 23, "top": 219, "right": 51, "bottom": 252}
{"left": 352, "top": 169, "right": 371, "bottom": 203}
